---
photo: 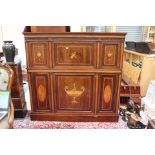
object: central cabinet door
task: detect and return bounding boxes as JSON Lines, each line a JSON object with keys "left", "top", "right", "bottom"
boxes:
{"left": 53, "top": 73, "right": 95, "bottom": 113}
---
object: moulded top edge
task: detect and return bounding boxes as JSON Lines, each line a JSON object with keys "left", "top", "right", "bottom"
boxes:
{"left": 23, "top": 32, "right": 127, "bottom": 36}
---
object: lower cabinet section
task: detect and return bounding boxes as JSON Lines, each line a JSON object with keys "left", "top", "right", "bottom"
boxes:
{"left": 29, "top": 72, "right": 120, "bottom": 122}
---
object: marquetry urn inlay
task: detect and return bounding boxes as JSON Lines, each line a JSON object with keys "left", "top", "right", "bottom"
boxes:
{"left": 64, "top": 83, "right": 85, "bottom": 104}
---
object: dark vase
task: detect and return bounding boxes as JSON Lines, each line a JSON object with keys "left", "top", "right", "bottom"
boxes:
{"left": 2, "top": 40, "right": 16, "bottom": 63}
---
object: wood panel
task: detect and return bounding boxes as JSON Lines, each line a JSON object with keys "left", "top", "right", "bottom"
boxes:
{"left": 97, "top": 74, "right": 118, "bottom": 113}
{"left": 99, "top": 42, "right": 121, "bottom": 68}
{"left": 27, "top": 42, "right": 51, "bottom": 68}
{"left": 30, "top": 73, "right": 52, "bottom": 112}
{"left": 52, "top": 43, "right": 96, "bottom": 69}
{"left": 53, "top": 73, "right": 95, "bottom": 113}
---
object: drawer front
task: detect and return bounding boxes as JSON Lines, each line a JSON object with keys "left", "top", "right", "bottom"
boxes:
{"left": 27, "top": 42, "right": 50, "bottom": 68}
{"left": 52, "top": 43, "right": 96, "bottom": 69}
{"left": 99, "top": 42, "right": 122, "bottom": 68}
{"left": 29, "top": 73, "right": 52, "bottom": 112}
{"left": 97, "top": 74, "right": 119, "bottom": 113}
{"left": 53, "top": 73, "right": 95, "bottom": 113}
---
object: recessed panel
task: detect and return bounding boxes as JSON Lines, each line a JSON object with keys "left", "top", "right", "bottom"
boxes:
{"left": 53, "top": 43, "right": 96, "bottom": 69}
{"left": 27, "top": 42, "right": 50, "bottom": 68}
{"left": 100, "top": 43, "right": 121, "bottom": 68}
{"left": 54, "top": 73, "right": 95, "bottom": 113}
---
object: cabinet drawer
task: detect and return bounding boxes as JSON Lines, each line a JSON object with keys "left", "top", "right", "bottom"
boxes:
{"left": 52, "top": 43, "right": 96, "bottom": 69}
{"left": 97, "top": 74, "right": 119, "bottom": 113}
{"left": 99, "top": 42, "right": 122, "bottom": 69}
{"left": 27, "top": 42, "right": 51, "bottom": 68}
{"left": 53, "top": 73, "right": 95, "bottom": 113}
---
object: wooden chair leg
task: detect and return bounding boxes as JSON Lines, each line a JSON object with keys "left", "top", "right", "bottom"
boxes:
{"left": 9, "top": 100, "right": 14, "bottom": 129}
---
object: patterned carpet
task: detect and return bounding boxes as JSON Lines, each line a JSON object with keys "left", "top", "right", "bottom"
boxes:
{"left": 14, "top": 111, "right": 128, "bottom": 129}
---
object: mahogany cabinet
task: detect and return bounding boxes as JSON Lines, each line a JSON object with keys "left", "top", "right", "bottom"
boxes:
{"left": 23, "top": 29, "right": 126, "bottom": 122}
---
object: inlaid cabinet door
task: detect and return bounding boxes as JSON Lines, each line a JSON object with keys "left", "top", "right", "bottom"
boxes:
{"left": 53, "top": 73, "right": 95, "bottom": 113}
{"left": 27, "top": 42, "right": 51, "bottom": 68}
{"left": 52, "top": 42, "right": 97, "bottom": 69}
{"left": 97, "top": 74, "right": 119, "bottom": 113}
{"left": 99, "top": 42, "right": 122, "bottom": 69}
{"left": 29, "top": 73, "right": 52, "bottom": 112}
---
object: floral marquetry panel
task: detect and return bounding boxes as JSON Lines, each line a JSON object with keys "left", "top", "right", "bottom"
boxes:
{"left": 27, "top": 42, "right": 50, "bottom": 68}
{"left": 30, "top": 73, "right": 52, "bottom": 112}
{"left": 99, "top": 43, "right": 122, "bottom": 68}
{"left": 53, "top": 73, "right": 95, "bottom": 113}
{"left": 52, "top": 43, "right": 96, "bottom": 69}
{"left": 97, "top": 74, "right": 118, "bottom": 112}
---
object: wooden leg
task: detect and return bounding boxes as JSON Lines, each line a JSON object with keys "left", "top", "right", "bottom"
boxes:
{"left": 8, "top": 100, "right": 14, "bottom": 129}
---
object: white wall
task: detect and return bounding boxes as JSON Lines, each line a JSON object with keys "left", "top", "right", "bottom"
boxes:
{"left": 70, "top": 26, "right": 81, "bottom": 32}
{"left": 0, "top": 26, "right": 26, "bottom": 65}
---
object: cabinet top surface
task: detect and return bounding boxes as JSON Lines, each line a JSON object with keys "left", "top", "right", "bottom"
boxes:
{"left": 23, "top": 31, "right": 126, "bottom": 39}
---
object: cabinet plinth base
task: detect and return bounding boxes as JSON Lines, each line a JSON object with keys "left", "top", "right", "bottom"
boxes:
{"left": 30, "top": 113, "right": 119, "bottom": 122}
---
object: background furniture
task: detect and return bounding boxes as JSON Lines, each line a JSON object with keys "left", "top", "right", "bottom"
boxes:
{"left": 8, "top": 60, "right": 27, "bottom": 118}
{"left": 24, "top": 27, "right": 126, "bottom": 122}
{"left": 0, "top": 62, "right": 14, "bottom": 129}
{"left": 122, "top": 49, "right": 155, "bottom": 96}
{"left": 147, "top": 118, "right": 155, "bottom": 129}
{"left": 0, "top": 52, "right": 3, "bottom": 59}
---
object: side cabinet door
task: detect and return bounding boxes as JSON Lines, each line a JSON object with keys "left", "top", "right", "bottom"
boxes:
{"left": 29, "top": 73, "right": 52, "bottom": 112}
{"left": 97, "top": 74, "right": 119, "bottom": 113}
{"left": 99, "top": 42, "right": 122, "bottom": 69}
{"left": 26, "top": 42, "right": 51, "bottom": 68}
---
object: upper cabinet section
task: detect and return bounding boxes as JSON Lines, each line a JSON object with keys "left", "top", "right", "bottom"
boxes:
{"left": 52, "top": 42, "right": 97, "bottom": 69}
{"left": 24, "top": 29, "right": 126, "bottom": 70}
